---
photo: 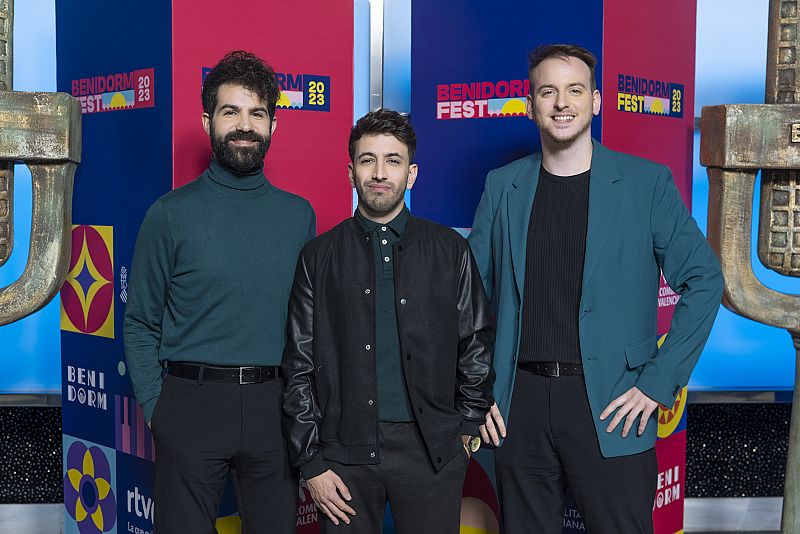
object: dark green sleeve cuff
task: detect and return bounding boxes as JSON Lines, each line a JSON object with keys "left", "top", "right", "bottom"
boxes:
{"left": 142, "top": 397, "right": 158, "bottom": 424}
{"left": 299, "top": 452, "right": 331, "bottom": 481}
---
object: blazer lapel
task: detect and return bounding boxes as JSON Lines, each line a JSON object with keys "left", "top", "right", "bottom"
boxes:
{"left": 507, "top": 154, "right": 541, "bottom": 298}
{"left": 582, "top": 140, "right": 622, "bottom": 292}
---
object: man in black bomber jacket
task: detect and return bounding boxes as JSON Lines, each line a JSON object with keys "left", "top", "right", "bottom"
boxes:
{"left": 282, "top": 109, "right": 495, "bottom": 534}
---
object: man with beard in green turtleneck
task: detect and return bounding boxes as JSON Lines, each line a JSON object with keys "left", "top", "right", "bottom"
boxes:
{"left": 123, "top": 50, "right": 315, "bottom": 534}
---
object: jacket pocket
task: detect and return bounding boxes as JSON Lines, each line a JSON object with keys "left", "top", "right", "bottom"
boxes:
{"left": 624, "top": 335, "right": 658, "bottom": 369}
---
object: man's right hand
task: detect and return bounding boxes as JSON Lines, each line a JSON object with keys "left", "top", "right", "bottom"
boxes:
{"left": 479, "top": 402, "right": 507, "bottom": 446}
{"left": 307, "top": 469, "right": 356, "bottom": 525}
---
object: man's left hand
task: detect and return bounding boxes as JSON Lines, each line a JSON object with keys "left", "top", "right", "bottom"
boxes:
{"left": 599, "top": 386, "right": 659, "bottom": 437}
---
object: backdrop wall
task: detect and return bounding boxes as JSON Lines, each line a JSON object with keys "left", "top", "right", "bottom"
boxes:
{"left": 56, "top": 2, "right": 354, "bottom": 533}
{"left": 409, "top": 1, "right": 694, "bottom": 531}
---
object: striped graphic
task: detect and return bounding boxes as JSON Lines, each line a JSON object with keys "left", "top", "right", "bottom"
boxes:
{"left": 115, "top": 395, "right": 155, "bottom": 462}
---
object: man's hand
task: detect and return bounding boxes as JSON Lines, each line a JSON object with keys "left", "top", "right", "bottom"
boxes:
{"left": 479, "top": 402, "right": 506, "bottom": 446}
{"left": 306, "top": 469, "right": 356, "bottom": 526}
{"left": 600, "top": 386, "right": 659, "bottom": 437}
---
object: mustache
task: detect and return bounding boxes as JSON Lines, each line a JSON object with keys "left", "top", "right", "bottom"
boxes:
{"left": 223, "top": 130, "right": 266, "bottom": 144}
{"left": 366, "top": 179, "right": 394, "bottom": 187}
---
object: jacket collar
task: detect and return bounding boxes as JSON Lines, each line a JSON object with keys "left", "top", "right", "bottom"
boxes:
{"left": 346, "top": 210, "right": 421, "bottom": 242}
{"left": 353, "top": 205, "right": 409, "bottom": 238}
{"left": 507, "top": 139, "right": 622, "bottom": 297}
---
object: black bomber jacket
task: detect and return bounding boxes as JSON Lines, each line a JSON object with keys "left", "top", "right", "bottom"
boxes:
{"left": 281, "top": 215, "right": 495, "bottom": 480}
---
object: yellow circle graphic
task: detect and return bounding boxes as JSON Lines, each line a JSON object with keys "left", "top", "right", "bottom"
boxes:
{"left": 656, "top": 334, "right": 686, "bottom": 438}
{"left": 460, "top": 496, "right": 499, "bottom": 534}
{"left": 215, "top": 514, "right": 241, "bottom": 533}
{"left": 658, "top": 385, "right": 686, "bottom": 438}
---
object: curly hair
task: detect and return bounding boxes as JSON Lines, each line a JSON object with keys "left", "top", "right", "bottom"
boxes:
{"left": 202, "top": 50, "right": 281, "bottom": 118}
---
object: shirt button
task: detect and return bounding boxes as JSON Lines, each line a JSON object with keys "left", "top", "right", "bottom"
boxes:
{"left": 381, "top": 226, "right": 387, "bottom": 232}
{"left": 382, "top": 239, "right": 388, "bottom": 245}
{"left": 436, "top": 457, "right": 442, "bottom": 464}
{"left": 370, "top": 451, "right": 376, "bottom": 458}
{"left": 366, "top": 344, "right": 371, "bottom": 350}
{"left": 365, "top": 236, "right": 370, "bottom": 241}
{"left": 365, "top": 288, "right": 371, "bottom": 294}
{"left": 400, "top": 298, "right": 407, "bottom": 305}
{"left": 368, "top": 399, "right": 374, "bottom": 405}
{"left": 384, "top": 257, "right": 390, "bottom": 262}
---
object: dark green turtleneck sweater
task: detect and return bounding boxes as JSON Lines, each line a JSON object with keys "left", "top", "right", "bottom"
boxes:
{"left": 123, "top": 159, "right": 316, "bottom": 421}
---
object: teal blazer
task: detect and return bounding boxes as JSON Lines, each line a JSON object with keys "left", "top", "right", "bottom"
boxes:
{"left": 468, "top": 140, "right": 723, "bottom": 457}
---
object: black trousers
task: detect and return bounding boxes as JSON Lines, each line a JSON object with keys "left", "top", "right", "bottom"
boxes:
{"left": 321, "top": 421, "right": 468, "bottom": 534}
{"left": 495, "top": 370, "right": 657, "bottom": 534}
{"left": 151, "top": 373, "right": 296, "bottom": 534}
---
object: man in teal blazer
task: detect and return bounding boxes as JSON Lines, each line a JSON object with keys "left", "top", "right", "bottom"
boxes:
{"left": 469, "top": 44, "right": 723, "bottom": 534}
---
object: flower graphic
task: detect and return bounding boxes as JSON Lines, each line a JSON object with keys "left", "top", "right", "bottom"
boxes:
{"left": 63, "top": 442, "right": 117, "bottom": 533}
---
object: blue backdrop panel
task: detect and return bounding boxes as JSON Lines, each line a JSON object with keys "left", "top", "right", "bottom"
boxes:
{"left": 410, "top": 0, "right": 602, "bottom": 228}
{"left": 57, "top": 1, "right": 172, "bottom": 531}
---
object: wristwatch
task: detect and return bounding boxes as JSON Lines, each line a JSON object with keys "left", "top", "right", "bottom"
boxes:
{"left": 465, "top": 435, "right": 481, "bottom": 454}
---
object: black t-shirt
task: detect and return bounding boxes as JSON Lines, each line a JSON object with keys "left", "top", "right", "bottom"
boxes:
{"left": 518, "top": 165, "right": 590, "bottom": 365}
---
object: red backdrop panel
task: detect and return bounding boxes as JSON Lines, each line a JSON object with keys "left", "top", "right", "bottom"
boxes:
{"left": 602, "top": 0, "right": 697, "bottom": 335}
{"left": 172, "top": 0, "right": 354, "bottom": 233}
{"left": 654, "top": 430, "right": 687, "bottom": 534}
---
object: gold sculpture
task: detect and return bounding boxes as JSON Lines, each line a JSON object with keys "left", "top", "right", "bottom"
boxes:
{"left": 701, "top": 0, "right": 800, "bottom": 531}
{"left": 0, "top": 0, "right": 81, "bottom": 326}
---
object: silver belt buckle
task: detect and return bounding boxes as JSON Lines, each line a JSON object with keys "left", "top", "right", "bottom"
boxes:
{"left": 239, "top": 366, "right": 257, "bottom": 384}
{"left": 553, "top": 362, "right": 560, "bottom": 378}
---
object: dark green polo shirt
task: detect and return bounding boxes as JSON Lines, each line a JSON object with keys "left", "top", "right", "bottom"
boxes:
{"left": 355, "top": 207, "right": 414, "bottom": 422}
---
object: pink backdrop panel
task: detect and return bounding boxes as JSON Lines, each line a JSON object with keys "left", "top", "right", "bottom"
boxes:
{"left": 172, "top": 0, "right": 355, "bottom": 233}
{"left": 602, "top": 0, "right": 698, "bottom": 335}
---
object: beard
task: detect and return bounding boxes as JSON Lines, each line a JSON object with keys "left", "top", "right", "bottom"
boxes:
{"left": 354, "top": 179, "right": 407, "bottom": 220}
{"left": 210, "top": 123, "right": 270, "bottom": 174}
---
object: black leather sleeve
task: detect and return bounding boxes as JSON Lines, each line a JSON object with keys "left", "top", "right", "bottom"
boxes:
{"left": 455, "top": 244, "right": 496, "bottom": 433}
{"left": 281, "top": 252, "right": 328, "bottom": 479}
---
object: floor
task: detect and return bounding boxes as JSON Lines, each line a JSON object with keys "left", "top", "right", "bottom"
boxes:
{"left": 0, "top": 504, "right": 62, "bottom": 534}
{"left": 684, "top": 497, "right": 782, "bottom": 532}
{"left": 0, "top": 498, "right": 783, "bottom": 533}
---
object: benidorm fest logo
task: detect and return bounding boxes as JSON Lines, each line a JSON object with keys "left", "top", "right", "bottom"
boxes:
{"left": 436, "top": 79, "right": 530, "bottom": 120}
{"left": 201, "top": 68, "right": 331, "bottom": 113}
{"left": 71, "top": 69, "right": 155, "bottom": 114}
{"left": 616, "top": 73, "right": 684, "bottom": 118}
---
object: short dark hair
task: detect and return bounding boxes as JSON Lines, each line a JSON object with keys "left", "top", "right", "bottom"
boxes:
{"left": 202, "top": 50, "right": 281, "bottom": 118}
{"left": 527, "top": 44, "right": 598, "bottom": 91}
{"left": 348, "top": 109, "right": 417, "bottom": 163}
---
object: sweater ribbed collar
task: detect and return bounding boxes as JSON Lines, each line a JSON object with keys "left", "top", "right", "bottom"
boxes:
{"left": 207, "top": 158, "right": 269, "bottom": 191}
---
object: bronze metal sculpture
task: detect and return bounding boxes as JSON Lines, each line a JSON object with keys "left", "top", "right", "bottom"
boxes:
{"left": 0, "top": 0, "right": 14, "bottom": 268}
{"left": 701, "top": 0, "right": 800, "bottom": 531}
{"left": 0, "top": 0, "right": 82, "bottom": 326}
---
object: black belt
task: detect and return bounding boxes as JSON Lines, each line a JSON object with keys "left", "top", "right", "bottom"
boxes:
{"left": 518, "top": 361, "right": 583, "bottom": 377}
{"left": 167, "top": 362, "right": 281, "bottom": 384}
